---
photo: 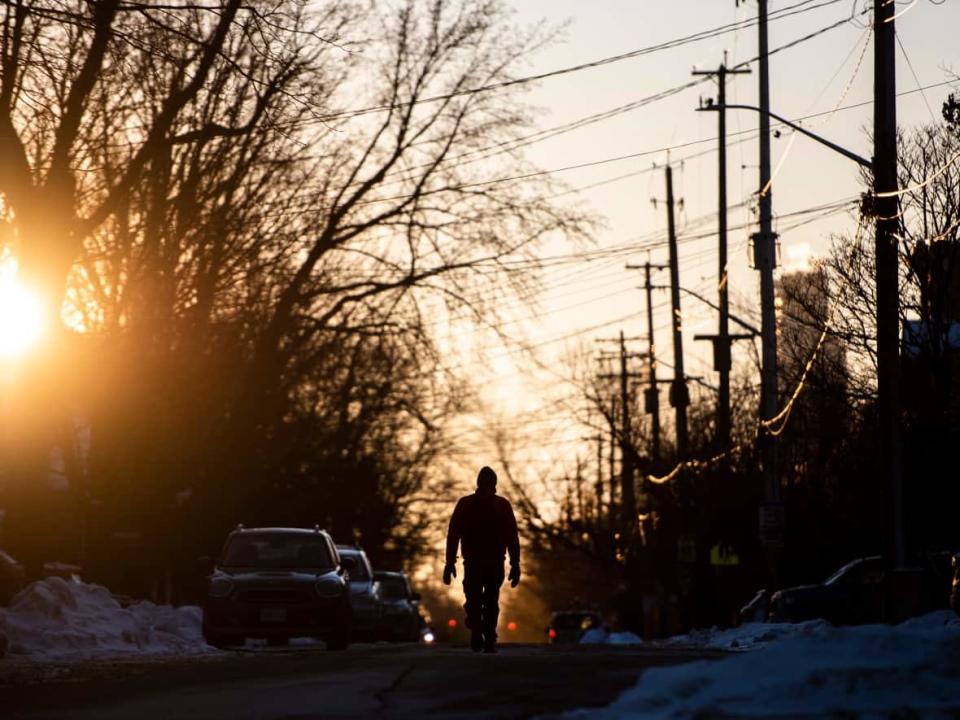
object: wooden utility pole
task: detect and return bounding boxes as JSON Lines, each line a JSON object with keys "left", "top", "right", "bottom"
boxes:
{"left": 626, "top": 261, "right": 669, "bottom": 467}
{"left": 609, "top": 396, "right": 617, "bottom": 517}
{"left": 694, "top": 62, "right": 750, "bottom": 451}
{"left": 873, "top": 0, "right": 904, "bottom": 567}
{"left": 618, "top": 331, "right": 636, "bottom": 531}
{"left": 595, "top": 433, "right": 604, "bottom": 522}
{"left": 598, "top": 336, "right": 644, "bottom": 537}
{"left": 752, "top": 0, "right": 784, "bottom": 556}
{"left": 643, "top": 262, "right": 666, "bottom": 465}
{"left": 665, "top": 165, "right": 689, "bottom": 459}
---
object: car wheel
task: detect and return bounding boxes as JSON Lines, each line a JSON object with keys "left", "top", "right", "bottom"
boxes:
{"left": 326, "top": 622, "right": 352, "bottom": 651}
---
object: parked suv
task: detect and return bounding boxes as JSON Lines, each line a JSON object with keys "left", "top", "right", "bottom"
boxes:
{"left": 202, "top": 526, "right": 352, "bottom": 650}
{"left": 375, "top": 571, "right": 422, "bottom": 642}
{"left": 769, "top": 556, "right": 885, "bottom": 625}
{"left": 336, "top": 545, "right": 382, "bottom": 641}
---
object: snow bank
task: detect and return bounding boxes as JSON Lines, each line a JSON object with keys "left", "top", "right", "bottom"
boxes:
{"left": 566, "top": 611, "right": 960, "bottom": 719}
{"left": 660, "top": 618, "right": 831, "bottom": 650}
{"left": 579, "top": 628, "right": 643, "bottom": 646}
{"left": 0, "top": 577, "right": 210, "bottom": 660}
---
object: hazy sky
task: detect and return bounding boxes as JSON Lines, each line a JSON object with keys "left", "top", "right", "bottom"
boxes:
{"left": 441, "top": 0, "right": 959, "bottom": 485}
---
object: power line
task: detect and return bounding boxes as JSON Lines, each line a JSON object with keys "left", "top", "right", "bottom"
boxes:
{"left": 317, "top": 0, "right": 848, "bottom": 122}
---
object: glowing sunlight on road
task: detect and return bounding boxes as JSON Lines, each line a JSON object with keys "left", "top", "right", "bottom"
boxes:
{"left": 0, "top": 257, "right": 44, "bottom": 359}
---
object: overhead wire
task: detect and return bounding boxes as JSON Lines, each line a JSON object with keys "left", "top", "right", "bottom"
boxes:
{"left": 645, "top": 205, "right": 866, "bottom": 483}
{"left": 895, "top": 31, "right": 938, "bottom": 123}
{"left": 315, "top": 0, "right": 850, "bottom": 122}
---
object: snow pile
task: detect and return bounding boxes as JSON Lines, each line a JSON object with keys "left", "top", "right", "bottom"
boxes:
{"left": 580, "top": 628, "right": 643, "bottom": 646}
{"left": 660, "top": 618, "right": 831, "bottom": 650}
{"left": 566, "top": 611, "right": 960, "bottom": 719}
{"left": 0, "top": 577, "right": 210, "bottom": 660}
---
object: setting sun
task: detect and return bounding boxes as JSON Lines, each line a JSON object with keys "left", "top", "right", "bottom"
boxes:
{"left": 0, "top": 258, "right": 44, "bottom": 358}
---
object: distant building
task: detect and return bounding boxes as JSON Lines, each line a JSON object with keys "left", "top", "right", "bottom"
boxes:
{"left": 902, "top": 239, "right": 960, "bottom": 420}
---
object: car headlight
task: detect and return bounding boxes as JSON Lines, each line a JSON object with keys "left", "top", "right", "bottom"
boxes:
{"left": 208, "top": 575, "right": 234, "bottom": 598}
{"left": 315, "top": 576, "right": 345, "bottom": 599}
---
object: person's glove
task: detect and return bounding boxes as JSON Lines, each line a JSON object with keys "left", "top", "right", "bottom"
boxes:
{"left": 508, "top": 564, "right": 521, "bottom": 588}
{"left": 442, "top": 562, "right": 456, "bottom": 586}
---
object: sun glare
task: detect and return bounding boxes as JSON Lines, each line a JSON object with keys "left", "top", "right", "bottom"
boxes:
{"left": 0, "top": 258, "right": 44, "bottom": 359}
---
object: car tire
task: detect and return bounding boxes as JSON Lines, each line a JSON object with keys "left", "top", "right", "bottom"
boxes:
{"left": 326, "top": 625, "right": 351, "bottom": 651}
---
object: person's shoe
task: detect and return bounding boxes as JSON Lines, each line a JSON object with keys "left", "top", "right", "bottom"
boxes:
{"left": 470, "top": 629, "right": 483, "bottom": 653}
{"left": 483, "top": 638, "right": 497, "bottom": 654}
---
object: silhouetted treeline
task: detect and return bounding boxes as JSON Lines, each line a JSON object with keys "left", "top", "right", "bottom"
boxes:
{"left": 0, "top": 0, "right": 588, "bottom": 599}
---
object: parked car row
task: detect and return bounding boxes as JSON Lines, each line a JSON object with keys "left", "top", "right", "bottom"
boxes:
{"left": 201, "top": 525, "right": 426, "bottom": 650}
{"left": 741, "top": 552, "right": 959, "bottom": 627}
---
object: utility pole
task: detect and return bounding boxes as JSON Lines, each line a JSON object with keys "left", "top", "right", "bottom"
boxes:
{"left": 598, "top": 336, "right": 645, "bottom": 537}
{"left": 643, "top": 263, "right": 665, "bottom": 465}
{"left": 874, "top": 0, "right": 904, "bottom": 567}
{"left": 618, "top": 331, "right": 636, "bottom": 532}
{"left": 694, "top": 61, "right": 750, "bottom": 451}
{"left": 595, "top": 433, "right": 604, "bottom": 523}
{"left": 665, "top": 165, "right": 689, "bottom": 459}
{"left": 625, "top": 261, "right": 669, "bottom": 467}
{"left": 609, "top": 396, "right": 617, "bottom": 518}
{"left": 753, "top": 0, "right": 784, "bottom": 556}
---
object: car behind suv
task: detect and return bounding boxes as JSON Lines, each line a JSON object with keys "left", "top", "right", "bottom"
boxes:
{"left": 202, "top": 526, "right": 352, "bottom": 649}
{"left": 375, "top": 571, "right": 422, "bottom": 642}
{"left": 336, "top": 545, "right": 382, "bottom": 641}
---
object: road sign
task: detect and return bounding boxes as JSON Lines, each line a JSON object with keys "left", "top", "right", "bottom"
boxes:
{"left": 709, "top": 544, "right": 740, "bottom": 566}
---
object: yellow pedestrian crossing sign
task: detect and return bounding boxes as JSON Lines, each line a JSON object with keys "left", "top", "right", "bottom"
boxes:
{"left": 709, "top": 544, "right": 740, "bottom": 566}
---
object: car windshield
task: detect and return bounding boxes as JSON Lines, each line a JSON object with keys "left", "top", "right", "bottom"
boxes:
{"left": 379, "top": 576, "right": 408, "bottom": 600}
{"left": 825, "top": 559, "right": 861, "bottom": 585}
{"left": 221, "top": 533, "right": 334, "bottom": 570}
{"left": 339, "top": 552, "right": 370, "bottom": 581}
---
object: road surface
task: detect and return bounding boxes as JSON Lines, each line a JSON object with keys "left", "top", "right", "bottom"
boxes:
{"left": 1, "top": 643, "right": 725, "bottom": 719}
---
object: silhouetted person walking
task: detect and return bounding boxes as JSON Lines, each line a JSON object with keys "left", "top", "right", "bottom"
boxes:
{"left": 443, "top": 466, "right": 520, "bottom": 653}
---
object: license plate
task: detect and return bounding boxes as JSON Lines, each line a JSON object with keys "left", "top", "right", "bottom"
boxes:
{"left": 260, "top": 607, "right": 287, "bottom": 623}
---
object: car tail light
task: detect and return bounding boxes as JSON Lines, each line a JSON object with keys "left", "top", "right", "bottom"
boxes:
{"left": 548, "top": 628, "right": 557, "bottom": 639}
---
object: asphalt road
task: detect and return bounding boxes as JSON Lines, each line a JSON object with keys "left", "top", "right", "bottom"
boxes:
{"left": 0, "top": 643, "right": 725, "bottom": 720}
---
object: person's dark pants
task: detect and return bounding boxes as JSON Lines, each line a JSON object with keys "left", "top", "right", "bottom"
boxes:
{"left": 463, "top": 559, "right": 504, "bottom": 640}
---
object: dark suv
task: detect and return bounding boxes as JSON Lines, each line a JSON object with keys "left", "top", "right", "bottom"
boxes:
{"left": 202, "top": 526, "right": 352, "bottom": 650}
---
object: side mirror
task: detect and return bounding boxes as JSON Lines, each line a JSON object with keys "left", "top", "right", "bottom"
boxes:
{"left": 410, "top": 592, "right": 422, "bottom": 602}
{"left": 340, "top": 556, "right": 357, "bottom": 571}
